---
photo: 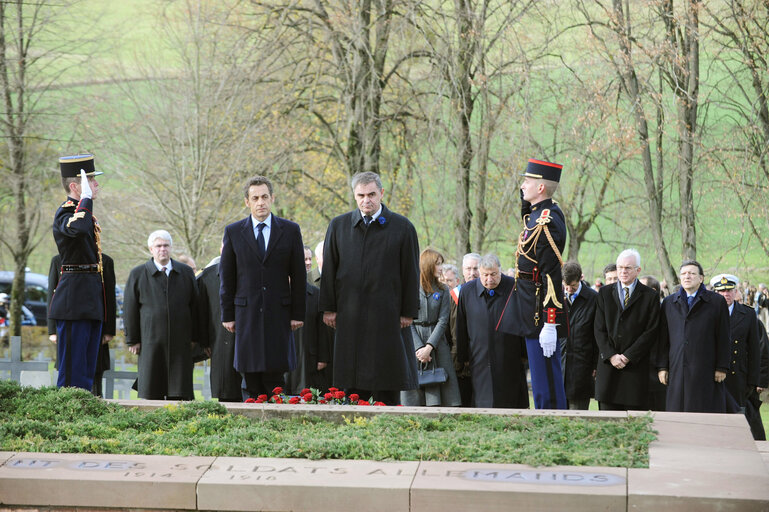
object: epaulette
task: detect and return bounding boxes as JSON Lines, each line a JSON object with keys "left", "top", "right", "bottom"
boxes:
{"left": 61, "top": 200, "right": 76, "bottom": 208}
{"left": 535, "top": 208, "right": 552, "bottom": 226}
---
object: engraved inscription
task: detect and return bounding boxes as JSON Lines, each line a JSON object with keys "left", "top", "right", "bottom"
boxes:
{"left": 463, "top": 470, "right": 625, "bottom": 486}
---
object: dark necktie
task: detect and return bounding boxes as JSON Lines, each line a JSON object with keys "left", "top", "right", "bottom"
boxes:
{"left": 687, "top": 295, "right": 695, "bottom": 310}
{"left": 256, "top": 223, "right": 266, "bottom": 260}
{"left": 364, "top": 215, "right": 373, "bottom": 226}
{"left": 161, "top": 266, "right": 167, "bottom": 276}
{"left": 623, "top": 287, "right": 630, "bottom": 308}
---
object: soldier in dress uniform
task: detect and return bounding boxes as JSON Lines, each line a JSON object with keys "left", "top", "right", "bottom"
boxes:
{"left": 48, "top": 154, "right": 105, "bottom": 390}
{"left": 710, "top": 273, "right": 763, "bottom": 439}
{"left": 498, "top": 158, "right": 567, "bottom": 409}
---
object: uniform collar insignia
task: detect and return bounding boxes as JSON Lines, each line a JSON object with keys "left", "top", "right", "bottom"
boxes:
{"left": 62, "top": 200, "right": 76, "bottom": 208}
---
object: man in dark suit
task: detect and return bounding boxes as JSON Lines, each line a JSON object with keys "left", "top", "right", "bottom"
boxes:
{"left": 658, "top": 260, "right": 731, "bottom": 413}
{"left": 711, "top": 273, "right": 762, "bottom": 437}
{"left": 498, "top": 158, "right": 567, "bottom": 409}
{"left": 48, "top": 154, "right": 105, "bottom": 391}
{"left": 456, "top": 254, "right": 528, "bottom": 408}
{"left": 220, "top": 176, "right": 306, "bottom": 400}
{"left": 320, "top": 171, "right": 420, "bottom": 405}
{"left": 48, "top": 253, "right": 116, "bottom": 397}
{"left": 594, "top": 249, "right": 660, "bottom": 410}
{"left": 560, "top": 260, "right": 598, "bottom": 410}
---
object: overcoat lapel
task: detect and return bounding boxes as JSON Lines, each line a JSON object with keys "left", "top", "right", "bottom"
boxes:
{"left": 239, "top": 217, "right": 261, "bottom": 259}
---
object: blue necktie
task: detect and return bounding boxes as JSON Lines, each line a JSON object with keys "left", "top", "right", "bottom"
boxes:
{"left": 255, "top": 223, "right": 266, "bottom": 261}
{"left": 687, "top": 295, "right": 695, "bottom": 310}
{"left": 364, "top": 215, "right": 373, "bottom": 226}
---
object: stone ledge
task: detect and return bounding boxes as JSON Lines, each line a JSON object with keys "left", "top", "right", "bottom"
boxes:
{"left": 1, "top": 408, "right": 768, "bottom": 511}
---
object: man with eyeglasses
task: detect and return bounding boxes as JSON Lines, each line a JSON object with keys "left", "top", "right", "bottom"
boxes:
{"left": 594, "top": 249, "right": 660, "bottom": 410}
{"left": 657, "top": 260, "right": 731, "bottom": 413}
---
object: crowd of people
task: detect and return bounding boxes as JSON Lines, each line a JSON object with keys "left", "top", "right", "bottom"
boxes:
{"left": 46, "top": 154, "right": 768, "bottom": 441}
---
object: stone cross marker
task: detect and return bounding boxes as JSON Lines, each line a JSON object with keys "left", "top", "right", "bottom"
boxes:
{"left": 0, "top": 336, "right": 48, "bottom": 383}
{"left": 102, "top": 349, "right": 138, "bottom": 399}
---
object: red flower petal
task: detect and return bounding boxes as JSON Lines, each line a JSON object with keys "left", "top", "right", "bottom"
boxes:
{"left": 349, "top": 393, "right": 360, "bottom": 402}
{"left": 257, "top": 394, "right": 268, "bottom": 401}
{"left": 357, "top": 400, "right": 370, "bottom": 406}
{"left": 328, "top": 387, "right": 339, "bottom": 392}
{"left": 300, "top": 388, "right": 311, "bottom": 396}
{"left": 324, "top": 392, "right": 333, "bottom": 400}
{"left": 244, "top": 398, "right": 256, "bottom": 403}
{"left": 334, "top": 391, "right": 346, "bottom": 399}
{"left": 272, "top": 386, "right": 284, "bottom": 395}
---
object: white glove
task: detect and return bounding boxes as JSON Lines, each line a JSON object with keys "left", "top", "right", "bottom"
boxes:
{"left": 539, "top": 323, "right": 558, "bottom": 358}
{"left": 79, "top": 169, "right": 92, "bottom": 199}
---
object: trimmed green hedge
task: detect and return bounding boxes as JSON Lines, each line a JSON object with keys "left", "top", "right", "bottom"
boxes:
{"left": 0, "top": 381, "right": 654, "bottom": 467}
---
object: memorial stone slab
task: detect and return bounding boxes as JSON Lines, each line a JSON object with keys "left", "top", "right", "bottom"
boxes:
{"left": 0, "top": 453, "right": 14, "bottom": 466}
{"left": 0, "top": 452, "right": 214, "bottom": 509}
{"left": 628, "top": 467, "right": 769, "bottom": 511}
{"left": 197, "top": 457, "right": 418, "bottom": 512}
{"left": 410, "top": 461, "right": 627, "bottom": 512}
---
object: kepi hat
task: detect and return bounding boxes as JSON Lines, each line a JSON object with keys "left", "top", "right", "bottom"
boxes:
{"left": 59, "top": 154, "right": 102, "bottom": 178}
{"left": 710, "top": 273, "right": 739, "bottom": 291}
{"left": 521, "top": 158, "right": 563, "bottom": 183}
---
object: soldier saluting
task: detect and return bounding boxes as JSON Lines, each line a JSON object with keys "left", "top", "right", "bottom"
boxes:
{"left": 48, "top": 154, "right": 105, "bottom": 390}
{"left": 498, "top": 158, "right": 568, "bottom": 409}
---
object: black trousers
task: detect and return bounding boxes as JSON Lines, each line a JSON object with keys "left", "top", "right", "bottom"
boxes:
{"left": 241, "top": 371, "right": 285, "bottom": 401}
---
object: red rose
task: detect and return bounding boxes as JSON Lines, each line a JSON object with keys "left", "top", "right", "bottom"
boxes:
{"left": 373, "top": 401, "right": 386, "bottom": 406}
{"left": 272, "top": 386, "right": 284, "bottom": 395}
{"left": 349, "top": 393, "right": 360, "bottom": 402}
{"left": 256, "top": 398, "right": 266, "bottom": 403}
{"left": 357, "top": 400, "right": 370, "bottom": 406}
{"left": 328, "top": 387, "right": 339, "bottom": 392}
{"left": 324, "top": 392, "right": 333, "bottom": 400}
{"left": 289, "top": 396, "right": 300, "bottom": 404}
{"left": 334, "top": 391, "right": 346, "bottom": 400}
{"left": 273, "top": 396, "right": 283, "bottom": 404}
{"left": 300, "top": 388, "right": 311, "bottom": 396}
{"left": 244, "top": 398, "right": 256, "bottom": 403}
{"left": 319, "top": 399, "right": 328, "bottom": 404}
{"left": 303, "top": 393, "right": 313, "bottom": 401}
{"left": 257, "top": 394, "right": 268, "bottom": 401}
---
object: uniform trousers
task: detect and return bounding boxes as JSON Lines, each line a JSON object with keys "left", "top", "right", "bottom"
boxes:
{"left": 525, "top": 336, "right": 567, "bottom": 409}
{"left": 56, "top": 319, "right": 102, "bottom": 390}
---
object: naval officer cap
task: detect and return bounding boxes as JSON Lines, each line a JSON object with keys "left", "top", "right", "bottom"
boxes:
{"left": 521, "top": 158, "right": 563, "bottom": 183}
{"left": 59, "top": 154, "right": 102, "bottom": 178}
{"left": 710, "top": 273, "right": 739, "bottom": 291}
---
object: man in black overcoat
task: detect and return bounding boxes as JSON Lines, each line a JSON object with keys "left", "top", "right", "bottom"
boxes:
{"left": 220, "top": 176, "right": 306, "bottom": 400}
{"left": 560, "top": 261, "right": 598, "bottom": 410}
{"left": 320, "top": 171, "right": 420, "bottom": 405}
{"left": 498, "top": 158, "right": 567, "bottom": 409}
{"left": 197, "top": 255, "right": 241, "bottom": 402}
{"left": 48, "top": 252, "right": 116, "bottom": 397}
{"left": 711, "top": 273, "right": 763, "bottom": 438}
{"left": 749, "top": 322, "right": 768, "bottom": 439}
{"left": 48, "top": 154, "right": 105, "bottom": 391}
{"left": 124, "top": 230, "right": 199, "bottom": 400}
{"left": 658, "top": 260, "right": 731, "bottom": 413}
{"left": 594, "top": 249, "right": 660, "bottom": 410}
{"left": 456, "top": 254, "right": 528, "bottom": 408}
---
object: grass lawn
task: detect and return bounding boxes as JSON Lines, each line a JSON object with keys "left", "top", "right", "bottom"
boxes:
{"left": 0, "top": 380, "right": 654, "bottom": 468}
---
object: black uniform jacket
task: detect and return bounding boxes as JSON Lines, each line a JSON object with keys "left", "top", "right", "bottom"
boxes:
{"left": 48, "top": 196, "right": 104, "bottom": 321}
{"left": 498, "top": 198, "right": 566, "bottom": 338}
{"left": 724, "top": 302, "right": 760, "bottom": 406}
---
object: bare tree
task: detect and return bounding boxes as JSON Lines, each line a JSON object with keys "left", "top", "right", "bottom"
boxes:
{"left": 412, "top": 0, "right": 542, "bottom": 260}
{"left": 103, "top": 0, "right": 295, "bottom": 263}
{"left": 574, "top": 0, "right": 690, "bottom": 285}
{"left": 702, "top": 0, "right": 769, "bottom": 259}
{"left": 0, "top": 0, "right": 99, "bottom": 335}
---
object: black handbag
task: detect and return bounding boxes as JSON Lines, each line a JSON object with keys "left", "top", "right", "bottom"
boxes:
{"left": 418, "top": 359, "right": 448, "bottom": 387}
